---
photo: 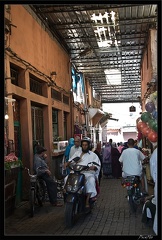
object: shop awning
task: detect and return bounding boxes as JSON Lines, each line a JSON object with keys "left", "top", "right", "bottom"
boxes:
{"left": 88, "top": 108, "right": 105, "bottom": 126}
{"left": 99, "top": 112, "right": 119, "bottom": 128}
{"left": 99, "top": 112, "right": 110, "bottom": 128}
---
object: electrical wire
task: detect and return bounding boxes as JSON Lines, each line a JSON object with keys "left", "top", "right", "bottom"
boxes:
{"left": 5, "top": 47, "right": 70, "bottom": 95}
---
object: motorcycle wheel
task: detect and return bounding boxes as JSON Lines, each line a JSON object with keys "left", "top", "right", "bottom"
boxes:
{"left": 29, "top": 189, "right": 35, "bottom": 217}
{"left": 128, "top": 195, "right": 138, "bottom": 213}
{"left": 36, "top": 179, "right": 46, "bottom": 206}
{"left": 65, "top": 202, "right": 76, "bottom": 228}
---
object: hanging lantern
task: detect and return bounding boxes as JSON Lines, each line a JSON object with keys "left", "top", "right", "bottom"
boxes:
{"left": 129, "top": 92, "right": 136, "bottom": 112}
{"left": 129, "top": 105, "right": 136, "bottom": 112}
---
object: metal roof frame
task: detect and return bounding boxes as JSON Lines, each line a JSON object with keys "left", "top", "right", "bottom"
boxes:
{"left": 29, "top": 4, "right": 158, "bottom": 103}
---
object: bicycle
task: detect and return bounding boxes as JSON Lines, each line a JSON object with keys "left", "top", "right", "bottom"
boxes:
{"left": 25, "top": 167, "right": 47, "bottom": 217}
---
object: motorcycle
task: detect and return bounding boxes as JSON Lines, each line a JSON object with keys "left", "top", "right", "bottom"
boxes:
{"left": 121, "top": 157, "right": 149, "bottom": 213}
{"left": 121, "top": 172, "right": 148, "bottom": 213}
{"left": 63, "top": 158, "right": 100, "bottom": 228}
{"left": 121, "top": 175, "right": 142, "bottom": 212}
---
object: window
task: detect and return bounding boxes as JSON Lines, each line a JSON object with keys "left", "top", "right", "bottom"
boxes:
{"left": 52, "top": 109, "right": 59, "bottom": 141}
{"left": 31, "top": 106, "right": 44, "bottom": 147}
{"left": 10, "top": 63, "right": 25, "bottom": 89}
{"left": 63, "top": 112, "right": 67, "bottom": 140}
{"left": 63, "top": 94, "right": 69, "bottom": 105}
{"left": 10, "top": 66, "right": 19, "bottom": 86}
{"left": 51, "top": 89, "right": 62, "bottom": 101}
{"left": 30, "top": 74, "right": 43, "bottom": 96}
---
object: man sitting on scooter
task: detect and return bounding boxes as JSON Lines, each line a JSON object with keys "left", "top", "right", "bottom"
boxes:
{"left": 64, "top": 137, "right": 101, "bottom": 212}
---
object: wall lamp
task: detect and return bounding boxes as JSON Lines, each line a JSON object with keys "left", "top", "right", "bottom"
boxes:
{"left": 50, "top": 71, "right": 57, "bottom": 76}
{"left": 47, "top": 81, "right": 56, "bottom": 87}
{"left": 5, "top": 97, "right": 16, "bottom": 119}
{"left": 48, "top": 71, "right": 57, "bottom": 87}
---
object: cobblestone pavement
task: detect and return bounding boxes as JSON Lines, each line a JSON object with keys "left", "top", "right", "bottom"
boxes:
{"left": 4, "top": 177, "right": 155, "bottom": 237}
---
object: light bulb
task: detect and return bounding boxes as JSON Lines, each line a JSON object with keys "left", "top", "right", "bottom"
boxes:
{"left": 5, "top": 114, "right": 9, "bottom": 119}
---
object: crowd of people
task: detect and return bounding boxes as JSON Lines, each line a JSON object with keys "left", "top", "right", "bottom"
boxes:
{"left": 33, "top": 136, "right": 157, "bottom": 235}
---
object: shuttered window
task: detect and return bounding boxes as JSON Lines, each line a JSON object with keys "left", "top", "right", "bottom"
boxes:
{"left": 31, "top": 106, "right": 44, "bottom": 147}
{"left": 63, "top": 94, "right": 69, "bottom": 105}
{"left": 30, "top": 75, "right": 43, "bottom": 96}
{"left": 10, "top": 67, "right": 19, "bottom": 86}
{"left": 52, "top": 109, "right": 59, "bottom": 141}
{"left": 51, "top": 89, "right": 62, "bottom": 101}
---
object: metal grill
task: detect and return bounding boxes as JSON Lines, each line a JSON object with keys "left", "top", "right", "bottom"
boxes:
{"left": 29, "top": 4, "right": 157, "bottom": 103}
{"left": 30, "top": 77, "right": 43, "bottom": 96}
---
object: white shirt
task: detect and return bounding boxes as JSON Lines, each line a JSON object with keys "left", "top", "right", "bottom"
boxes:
{"left": 149, "top": 147, "right": 157, "bottom": 235}
{"left": 119, "top": 148, "right": 145, "bottom": 176}
{"left": 150, "top": 148, "right": 157, "bottom": 184}
{"left": 69, "top": 145, "right": 82, "bottom": 159}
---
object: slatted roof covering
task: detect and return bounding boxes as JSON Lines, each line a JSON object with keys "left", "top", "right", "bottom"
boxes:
{"left": 29, "top": 4, "right": 157, "bottom": 103}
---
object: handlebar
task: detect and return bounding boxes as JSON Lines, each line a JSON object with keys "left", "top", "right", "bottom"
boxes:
{"left": 25, "top": 166, "right": 44, "bottom": 177}
{"left": 69, "top": 164, "right": 89, "bottom": 172}
{"left": 25, "top": 167, "right": 37, "bottom": 178}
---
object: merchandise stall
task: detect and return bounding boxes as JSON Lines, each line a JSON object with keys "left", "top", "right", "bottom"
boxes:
{"left": 136, "top": 89, "right": 157, "bottom": 184}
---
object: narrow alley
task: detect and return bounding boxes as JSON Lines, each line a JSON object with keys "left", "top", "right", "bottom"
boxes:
{"left": 4, "top": 177, "right": 155, "bottom": 237}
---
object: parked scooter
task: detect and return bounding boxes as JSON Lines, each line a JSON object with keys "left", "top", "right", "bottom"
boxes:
{"left": 63, "top": 159, "right": 99, "bottom": 228}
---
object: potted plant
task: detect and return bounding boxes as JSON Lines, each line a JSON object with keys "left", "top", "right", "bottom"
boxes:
{"left": 5, "top": 152, "right": 22, "bottom": 170}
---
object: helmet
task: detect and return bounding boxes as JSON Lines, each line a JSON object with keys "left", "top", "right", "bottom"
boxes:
{"left": 81, "top": 137, "right": 92, "bottom": 150}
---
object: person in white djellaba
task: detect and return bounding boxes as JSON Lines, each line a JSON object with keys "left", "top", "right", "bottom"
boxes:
{"left": 149, "top": 146, "right": 157, "bottom": 235}
{"left": 64, "top": 137, "right": 101, "bottom": 211}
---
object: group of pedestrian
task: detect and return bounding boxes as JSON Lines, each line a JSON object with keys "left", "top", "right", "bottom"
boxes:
{"left": 102, "top": 139, "right": 122, "bottom": 179}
